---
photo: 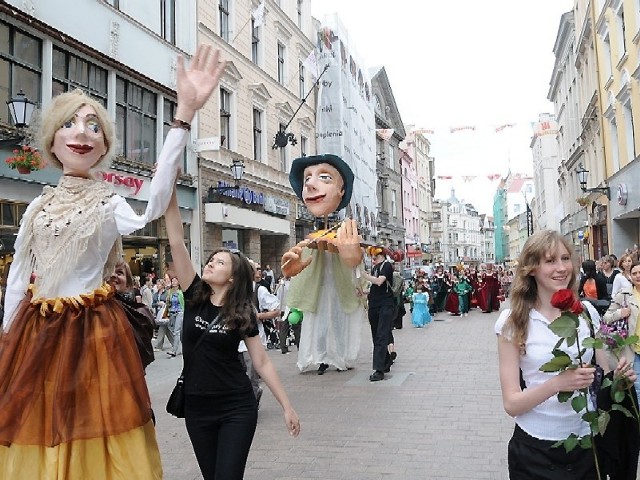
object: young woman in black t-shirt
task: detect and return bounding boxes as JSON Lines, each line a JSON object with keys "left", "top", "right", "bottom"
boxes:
{"left": 164, "top": 188, "right": 300, "bottom": 479}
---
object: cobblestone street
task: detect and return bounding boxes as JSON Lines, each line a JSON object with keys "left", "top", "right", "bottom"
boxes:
{"left": 147, "top": 306, "right": 513, "bottom": 480}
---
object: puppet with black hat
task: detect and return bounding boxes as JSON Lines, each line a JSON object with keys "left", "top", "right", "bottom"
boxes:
{"left": 282, "top": 154, "right": 366, "bottom": 375}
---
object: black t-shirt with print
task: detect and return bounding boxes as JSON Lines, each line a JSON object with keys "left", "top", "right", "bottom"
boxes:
{"left": 367, "top": 261, "right": 395, "bottom": 308}
{"left": 182, "top": 275, "right": 259, "bottom": 396}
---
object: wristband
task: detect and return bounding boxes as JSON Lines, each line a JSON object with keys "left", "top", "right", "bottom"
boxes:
{"left": 170, "top": 118, "right": 191, "bottom": 131}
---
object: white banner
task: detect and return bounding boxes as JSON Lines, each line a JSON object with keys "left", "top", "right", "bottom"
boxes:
{"left": 315, "top": 15, "right": 378, "bottom": 237}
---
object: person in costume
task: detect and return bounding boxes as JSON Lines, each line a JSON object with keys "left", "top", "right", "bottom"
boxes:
{"left": 0, "top": 45, "right": 224, "bottom": 479}
{"left": 411, "top": 284, "right": 431, "bottom": 327}
{"left": 281, "top": 154, "right": 365, "bottom": 375}
{"left": 454, "top": 274, "right": 473, "bottom": 317}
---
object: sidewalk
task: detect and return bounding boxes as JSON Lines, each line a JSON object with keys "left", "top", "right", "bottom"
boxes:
{"left": 147, "top": 307, "right": 513, "bottom": 480}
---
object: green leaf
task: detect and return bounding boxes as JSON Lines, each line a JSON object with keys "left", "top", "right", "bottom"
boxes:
{"left": 553, "top": 338, "right": 564, "bottom": 350}
{"left": 548, "top": 315, "right": 580, "bottom": 338}
{"left": 614, "top": 390, "right": 625, "bottom": 403}
{"left": 563, "top": 434, "right": 579, "bottom": 452}
{"left": 579, "top": 436, "right": 592, "bottom": 449}
{"left": 558, "top": 391, "right": 573, "bottom": 403}
{"left": 571, "top": 395, "right": 587, "bottom": 413}
{"left": 582, "top": 410, "right": 598, "bottom": 423}
{"left": 551, "top": 440, "right": 564, "bottom": 449}
{"left": 582, "top": 337, "right": 598, "bottom": 349}
{"left": 611, "top": 404, "right": 634, "bottom": 418}
{"left": 602, "top": 377, "right": 613, "bottom": 389}
{"left": 566, "top": 335, "right": 577, "bottom": 347}
{"left": 539, "top": 351, "right": 573, "bottom": 372}
{"left": 597, "top": 411, "right": 610, "bottom": 434}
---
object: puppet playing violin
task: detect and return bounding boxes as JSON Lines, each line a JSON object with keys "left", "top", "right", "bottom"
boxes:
{"left": 282, "top": 154, "right": 365, "bottom": 374}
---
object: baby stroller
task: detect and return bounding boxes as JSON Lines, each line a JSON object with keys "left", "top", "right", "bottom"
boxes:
{"left": 263, "top": 318, "right": 280, "bottom": 349}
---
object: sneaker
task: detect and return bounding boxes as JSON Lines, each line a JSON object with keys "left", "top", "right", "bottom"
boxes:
{"left": 369, "top": 371, "right": 384, "bottom": 382}
{"left": 317, "top": 363, "right": 329, "bottom": 375}
{"left": 167, "top": 352, "right": 176, "bottom": 357}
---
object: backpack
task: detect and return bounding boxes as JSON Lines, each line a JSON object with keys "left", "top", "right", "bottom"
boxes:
{"left": 391, "top": 271, "right": 404, "bottom": 296}
{"left": 583, "top": 278, "right": 597, "bottom": 298}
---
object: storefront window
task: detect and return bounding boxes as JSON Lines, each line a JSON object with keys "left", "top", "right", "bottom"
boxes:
{"left": 116, "top": 76, "right": 157, "bottom": 164}
{"left": 222, "top": 229, "right": 243, "bottom": 251}
{"left": 0, "top": 22, "right": 42, "bottom": 124}
{"left": 51, "top": 47, "right": 108, "bottom": 105}
{"left": 0, "top": 202, "right": 27, "bottom": 227}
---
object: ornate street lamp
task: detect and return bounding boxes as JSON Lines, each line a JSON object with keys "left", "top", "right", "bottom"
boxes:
{"left": 576, "top": 163, "right": 610, "bottom": 199}
{"left": 205, "top": 159, "right": 245, "bottom": 202}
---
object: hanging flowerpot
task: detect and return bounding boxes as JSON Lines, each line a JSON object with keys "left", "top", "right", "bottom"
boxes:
{"left": 17, "top": 166, "right": 31, "bottom": 174}
{"left": 5, "top": 145, "right": 43, "bottom": 174}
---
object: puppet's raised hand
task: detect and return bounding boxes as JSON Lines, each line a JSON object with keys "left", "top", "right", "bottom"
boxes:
{"left": 175, "top": 45, "right": 226, "bottom": 123}
{"left": 336, "top": 219, "right": 363, "bottom": 268}
{"left": 282, "top": 241, "right": 313, "bottom": 278}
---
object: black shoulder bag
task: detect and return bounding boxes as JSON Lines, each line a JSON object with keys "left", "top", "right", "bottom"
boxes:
{"left": 166, "top": 314, "right": 220, "bottom": 418}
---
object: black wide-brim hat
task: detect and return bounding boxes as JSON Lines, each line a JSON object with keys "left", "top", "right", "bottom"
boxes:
{"left": 289, "top": 154, "right": 354, "bottom": 212}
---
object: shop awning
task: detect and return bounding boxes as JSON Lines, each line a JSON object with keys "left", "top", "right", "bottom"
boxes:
{"left": 204, "top": 203, "right": 290, "bottom": 235}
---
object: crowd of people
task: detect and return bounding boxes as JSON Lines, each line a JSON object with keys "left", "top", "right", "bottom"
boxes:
{"left": 401, "top": 263, "right": 511, "bottom": 319}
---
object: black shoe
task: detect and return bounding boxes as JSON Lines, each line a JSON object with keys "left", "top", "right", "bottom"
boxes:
{"left": 390, "top": 352, "right": 397, "bottom": 362}
{"left": 317, "top": 363, "right": 329, "bottom": 375}
{"left": 369, "top": 371, "right": 384, "bottom": 382}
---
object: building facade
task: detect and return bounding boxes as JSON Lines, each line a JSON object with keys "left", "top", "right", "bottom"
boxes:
{"left": 0, "top": 0, "right": 199, "bottom": 285}
{"left": 370, "top": 67, "right": 406, "bottom": 250}
{"left": 196, "top": 0, "right": 317, "bottom": 270}
{"left": 530, "top": 113, "right": 561, "bottom": 232}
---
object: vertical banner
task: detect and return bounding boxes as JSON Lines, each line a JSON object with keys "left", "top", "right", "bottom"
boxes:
{"left": 315, "top": 15, "right": 378, "bottom": 237}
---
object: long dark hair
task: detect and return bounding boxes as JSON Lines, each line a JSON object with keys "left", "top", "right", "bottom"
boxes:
{"left": 190, "top": 248, "right": 255, "bottom": 336}
{"left": 582, "top": 260, "right": 598, "bottom": 279}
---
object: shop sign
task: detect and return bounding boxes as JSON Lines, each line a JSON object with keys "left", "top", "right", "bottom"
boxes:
{"left": 98, "top": 171, "right": 144, "bottom": 195}
{"left": 264, "top": 196, "right": 290, "bottom": 216}
{"left": 297, "top": 203, "right": 316, "bottom": 222}
{"left": 218, "top": 181, "right": 265, "bottom": 206}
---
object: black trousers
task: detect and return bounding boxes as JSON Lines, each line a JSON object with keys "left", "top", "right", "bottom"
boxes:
{"left": 368, "top": 304, "right": 394, "bottom": 372}
{"left": 508, "top": 424, "right": 597, "bottom": 480}
{"left": 185, "top": 393, "right": 258, "bottom": 480}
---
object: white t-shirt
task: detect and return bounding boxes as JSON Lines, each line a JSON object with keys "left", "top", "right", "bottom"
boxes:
{"left": 494, "top": 302, "right": 600, "bottom": 441}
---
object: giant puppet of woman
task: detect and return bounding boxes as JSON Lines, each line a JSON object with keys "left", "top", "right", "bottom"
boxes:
{"left": 282, "top": 154, "right": 365, "bottom": 375}
{"left": 0, "top": 45, "right": 224, "bottom": 479}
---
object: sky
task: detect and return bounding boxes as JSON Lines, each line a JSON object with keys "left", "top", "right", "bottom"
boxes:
{"left": 310, "top": 0, "right": 574, "bottom": 215}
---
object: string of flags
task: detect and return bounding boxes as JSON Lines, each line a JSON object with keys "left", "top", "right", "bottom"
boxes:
{"left": 436, "top": 174, "right": 503, "bottom": 182}
{"left": 375, "top": 122, "right": 556, "bottom": 139}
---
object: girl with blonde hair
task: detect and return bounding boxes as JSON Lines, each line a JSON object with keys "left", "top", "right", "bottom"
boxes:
{"left": 495, "top": 230, "right": 635, "bottom": 479}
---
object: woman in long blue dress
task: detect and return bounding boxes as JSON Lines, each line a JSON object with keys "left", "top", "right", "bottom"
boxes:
{"left": 411, "top": 285, "right": 432, "bottom": 327}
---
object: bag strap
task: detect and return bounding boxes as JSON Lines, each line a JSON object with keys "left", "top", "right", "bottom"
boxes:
{"left": 178, "top": 314, "right": 220, "bottom": 379}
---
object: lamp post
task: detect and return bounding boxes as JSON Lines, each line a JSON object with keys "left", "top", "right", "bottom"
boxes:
{"left": 1, "top": 90, "right": 36, "bottom": 146}
{"left": 205, "top": 159, "right": 245, "bottom": 202}
{"left": 576, "top": 163, "right": 610, "bottom": 199}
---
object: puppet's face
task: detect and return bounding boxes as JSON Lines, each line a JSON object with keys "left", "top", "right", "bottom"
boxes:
{"left": 302, "top": 163, "right": 344, "bottom": 216}
{"left": 50, "top": 105, "right": 107, "bottom": 177}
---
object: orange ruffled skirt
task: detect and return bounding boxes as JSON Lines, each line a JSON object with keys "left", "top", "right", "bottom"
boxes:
{"left": 0, "top": 285, "right": 162, "bottom": 479}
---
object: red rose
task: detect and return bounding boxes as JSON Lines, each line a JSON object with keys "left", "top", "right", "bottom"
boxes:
{"left": 570, "top": 300, "right": 584, "bottom": 315}
{"left": 550, "top": 289, "right": 576, "bottom": 311}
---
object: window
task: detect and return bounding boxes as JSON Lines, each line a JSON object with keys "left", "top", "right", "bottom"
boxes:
{"left": 220, "top": 88, "right": 231, "bottom": 147}
{"left": 163, "top": 99, "right": 187, "bottom": 171}
{"left": 277, "top": 42, "right": 286, "bottom": 85}
{"left": 161, "top": 0, "right": 176, "bottom": 44}
{"left": 219, "top": 0, "right": 230, "bottom": 42}
{"left": 297, "top": 0, "right": 303, "bottom": 29}
{"left": 130, "top": 219, "right": 159, "bottom": 238}
{"left": 0, "top": 22, "right": 42, "bottom": 124}
{"left": 253, "top": 108, "right": 262, "bottom": 161}
{"left": 115, "top": 77, "right": 157, "bottom": 164}
{"left": 391, "top": 190, "right": 397, "bottom": 218}
{"left": 388, "top": 144, "right": 394, "bottom": 169}
{"left": 300, "top": 136, "right": 307, "bottom": 157}
{"left": 251, "top": 19, "right": 260, "bottom": 64}
{"left": 0, "top": 201, "right": 27, "bottom": 227}
{"left": 298, "top": 61, "right": 305, "bottom": 98}
{"left": 52, "top": 47, "right": 108, "bottom": 105}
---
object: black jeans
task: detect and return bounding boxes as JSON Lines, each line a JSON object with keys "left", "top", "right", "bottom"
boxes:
{"left": 185, "top": 393, "right": 258, "bottom": 480}
{"left": 368, "top": 304, "right": 394, "bottom": 372}
{"left": 508, "top": 424, "right": 596, "bottom": 479}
